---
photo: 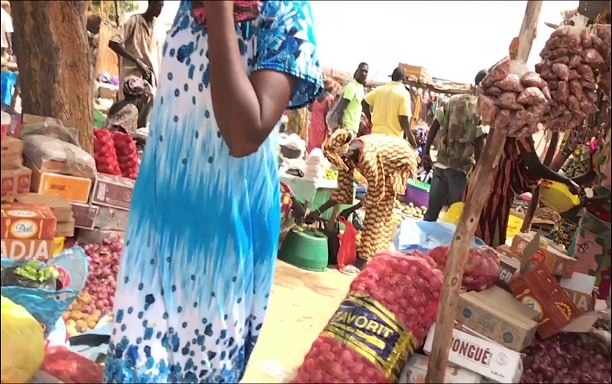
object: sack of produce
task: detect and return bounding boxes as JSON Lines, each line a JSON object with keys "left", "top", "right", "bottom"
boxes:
{"left": 478, "top": 56, "right": 550, "bottom": 137}
{"left": 426, "top": 245, "right": 501, "bottom": 291}
{"left": 41, "top": 345, "right": 105, "bottom": 383}
{"left": 1, "top": 296, "right": 46, "bottom": 383}
{"left": 292, "top": 251, "right": 443, "bottom": 383}
{"left": 111, "top": 131, "right": 140, "bottom": 179}
{"left": 536, "top": 15, "right": 605, "bottom": 132}
{"left": 93, "top": 129, "right": 121, "bottom": 176}
{"left": 0, "top": 247, "right": 88, "bottom": 335}
{"left": 80, "top": 236, "right": 123, "bottom": 315}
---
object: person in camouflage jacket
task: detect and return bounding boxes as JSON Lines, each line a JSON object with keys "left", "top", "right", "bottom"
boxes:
{"left": 422, "top": 69, "right": 489, "bottom": 222}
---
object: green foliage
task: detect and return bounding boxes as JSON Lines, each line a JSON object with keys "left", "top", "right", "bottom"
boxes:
{"left": 90, "top": 1, "right": 138, "bottom": 19}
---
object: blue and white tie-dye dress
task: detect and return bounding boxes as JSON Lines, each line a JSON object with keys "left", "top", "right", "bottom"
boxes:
{"left": 103, "top": 2, "right": 322, "bottom": 382}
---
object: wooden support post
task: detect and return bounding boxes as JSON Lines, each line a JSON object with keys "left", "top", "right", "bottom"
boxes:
{"left": 425, "top": 2, "right": 543, "bottom": 382}
{"left": 521, "top": 131, "right": 560, "bottom": 232}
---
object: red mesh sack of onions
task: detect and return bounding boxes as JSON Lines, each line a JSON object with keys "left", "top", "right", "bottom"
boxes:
{"left": 111, "top": 131, "right": 140, "bottom": 179}
{"left": 478, "top": 57, "right": 550, "bottom": 137}
{"left": 521, "top": 332, "right": 611, "bottom": 384}
{"left": 292, "top": 251, "right": 443, "bottom": 383}
{"left": 426, "top": 245, "right": 501, "bottom": 292}
{"left": 593, "top": 24, "right": 611, "bottom": 101}
{"left": 93, "top": 129, "right": 121, "bottom": 176}
{"left": 535, "top": 15, "right": 605, "bottom": 132}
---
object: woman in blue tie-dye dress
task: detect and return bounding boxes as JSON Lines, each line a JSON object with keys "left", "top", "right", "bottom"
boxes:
{"left": 103, "top": 1, "right": 322, "bottom": 382}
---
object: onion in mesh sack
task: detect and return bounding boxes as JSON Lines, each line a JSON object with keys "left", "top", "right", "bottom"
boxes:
{"left": 537, "top": 15, "right": 603, "bottom": 132}
{"left": 478, "top": 57, "right": 549, "bottom": 137}
{"left": 292, "top": 251, "right": 443, "bottom": 383}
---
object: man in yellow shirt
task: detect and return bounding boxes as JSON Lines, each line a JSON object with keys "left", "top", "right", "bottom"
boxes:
{"left": 336, "top": 62, "right": 368, "bottom": 134}
{"left": 362, "top": 67, "right": 417, "bottom": 148}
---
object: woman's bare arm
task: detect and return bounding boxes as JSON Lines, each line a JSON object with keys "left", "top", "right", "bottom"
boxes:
{"left": 206, "top": 3, "right": 298, "bottom": 158}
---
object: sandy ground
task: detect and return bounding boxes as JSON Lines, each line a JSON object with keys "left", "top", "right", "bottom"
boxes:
{"left": 241, "top": 261, "right": 354, "bottom": 383}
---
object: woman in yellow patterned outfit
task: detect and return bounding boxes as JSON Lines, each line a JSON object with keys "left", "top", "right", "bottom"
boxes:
{"left": 305, "top": 129, "right": 419, "bottom": 273}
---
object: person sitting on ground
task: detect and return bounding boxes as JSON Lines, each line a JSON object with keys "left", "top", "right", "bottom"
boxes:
{"left": 361, "top": 67, "right": 417, "bottom": 147}
{"left": 103, "top": 75, "right": 151, "bottom": 133}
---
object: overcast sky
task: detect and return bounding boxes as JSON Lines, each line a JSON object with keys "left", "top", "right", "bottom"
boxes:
{"left": 137, "top": 0, "right": 577, "bottom": 84}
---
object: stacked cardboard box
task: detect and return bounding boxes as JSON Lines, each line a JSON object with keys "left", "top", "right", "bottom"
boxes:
{"left": 17, "top": 193, "right": 75, "bottom": 238}
{"left": 1, "top": 136, "right": 31, "bottom": 201}
{"left": 1, "top": 202, "right": 57, "bottom": 261}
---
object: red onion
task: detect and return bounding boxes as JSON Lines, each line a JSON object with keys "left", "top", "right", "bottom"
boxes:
{"left": 521, "top": 333, "right": 611, "bottom": 383}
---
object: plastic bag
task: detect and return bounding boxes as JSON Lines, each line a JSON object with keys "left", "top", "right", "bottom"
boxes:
{"left": 394, "top": 218, "right": 485, "bottom": 254}
{"left": 21, "top": 134, "right": 96, "bottom": 179}
{"left": 1, "top": 296, "right": 46, "bottom": 383}
{"left": 41, "top": 346, "right": 104, "bottom": 383}
{"left": 325, "top": 91, "right": 345, "bottom": 131}
{"left": 0, "top": 247, "right": 88, "bottom": 335}
{"left": 336, "top": 217, "right": 357, "bottom": 269}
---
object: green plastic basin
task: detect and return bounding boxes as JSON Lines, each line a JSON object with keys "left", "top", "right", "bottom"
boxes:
{"left": 278, "top": 227, "right": 328, "bottom": 272}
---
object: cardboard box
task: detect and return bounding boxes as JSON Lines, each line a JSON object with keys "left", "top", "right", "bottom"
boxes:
{"left": 90, "top": 174, "right": 134, "bottom": 210}
{"left": 70, "top": 203, "right": 99, "bottom": 230}
{"left": 1, "top": 203, "right": 57, "bottom": 240}
{"left": 95, "top": 206, "right": 129, "bottom": 231}
{"left": 1, "top": 238, "right": 54, "bottom": 261}
{"left": 456, "top": 286, "right": 539, "bottom": 351}
{"left": 55, "top": 219, "right": 75, "bottom": 238}
{"left": 559, "top": 273, "right": 597, "bottom": 313}
{"left": 399, "top": 354, "right": 482, "bottom": 384}
{"left": 509, "top": 263, "right": 581, "bottom": 339}
{"left": 17, "top": 193, "right": 73, "bottom": 222}
{"left": 511, "top": 233, "right": 576, "bottom": 277}
{"left": 1, "top": 166, "right": 31, "bottom": 200}
{"left": 1, "top": 137, "right": 24, "bottom": 170}
{"left": 423, "top": 323, "right": 523, "bottom": 383}
{"left": 496, "top": 245, "right": 521, "bottom": 290}
{"left": 28, "top": 163, "right": 92, "bottom": 203}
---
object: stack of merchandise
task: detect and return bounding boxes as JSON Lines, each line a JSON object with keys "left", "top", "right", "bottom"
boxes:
{"left": 1, "top": 136, "right": 31, "bottom": 202}
{"left": 304, "top": 149, "right": 333, "bottom": 181}
{"left": 1, "top": 203, "right": 57, "bottom": 262}
{"left": 17, "top": 194, "right": 75, "bottom": 240}
{"left": 292, "top": 234, "right": 610, "bottom": 384}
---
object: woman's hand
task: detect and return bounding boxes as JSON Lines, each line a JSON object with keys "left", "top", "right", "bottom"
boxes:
{"left": 566, "top": 179, "right": 580, "bottom": 195}
{"left": 304, "top": 209, "right": 321, "bottom": 224}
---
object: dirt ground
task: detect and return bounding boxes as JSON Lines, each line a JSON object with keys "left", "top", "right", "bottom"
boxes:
{"left": 241, "top": 261, "right": 354, "bottom": 383}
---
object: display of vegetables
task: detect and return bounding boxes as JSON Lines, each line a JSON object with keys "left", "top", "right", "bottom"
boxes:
{"left": 93, "top": 129, "right": 122, "bottom": 176}
{"left": 521, "top": 333, "right": 611, "bottom": 383}
{"left": 292, "top": 251, "right": 444, "bottom": 383}
{"left": 1, "top": 262, "right": 62, "bottom": 290}
{"left": 395, "top": 201, "right": 427, "bottom": 219}
{"left": 112, "top": 131, "right": 140, "bottom": 180}
{"left": 62, "top": 292, "right": 102, "bottom": 336}
{"left": 78, "top": 236, "right": 123, "bottom": 315}
{"left": 478, "top": 56, "right": 550, "bottom": 137}
{"left": 536, "top": 17, "right": 604, "bottom": 132}
{"left": 324, "top": 168, "right": 338, "bottom": 180}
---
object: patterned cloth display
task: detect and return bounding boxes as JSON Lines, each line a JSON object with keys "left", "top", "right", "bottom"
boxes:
{"left": 323, "top": 129, "right": 418, "bottom": 261}
{"left": 103, "top": 1, "right": 322, "bottom": 383}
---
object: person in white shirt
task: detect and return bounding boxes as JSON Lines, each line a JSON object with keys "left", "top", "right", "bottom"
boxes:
{"left": 1, "top": 1, "right": 14, "bottom": 57}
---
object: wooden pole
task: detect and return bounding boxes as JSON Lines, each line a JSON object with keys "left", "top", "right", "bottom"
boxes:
{"left": 425, "top": 2, "right": 543, "bottom": 382}
{"left": 520, "top": 131, "right": 560, "bottom": 232}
